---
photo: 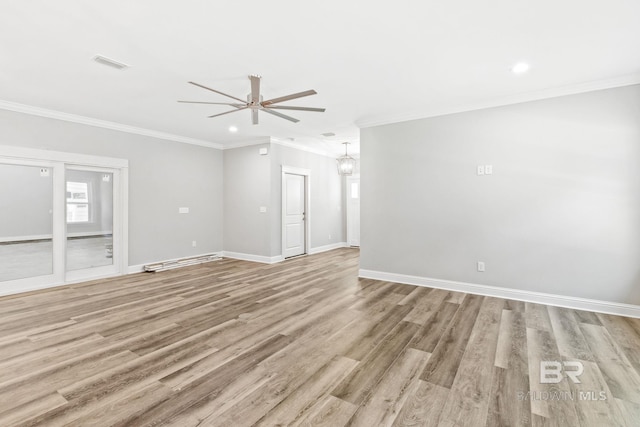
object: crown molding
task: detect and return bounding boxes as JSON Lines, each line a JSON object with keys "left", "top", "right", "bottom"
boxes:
{"left": 0, "top": 99, "right": 224, "bottom": 150}
{"left": 270, "top": 137, "right": 335, "bottom": 158}
{"left": 219, "top": 137, "right": 271, "bottom": 150}
{"left": 356, "top": 73, "right": 640, "bottom": 129}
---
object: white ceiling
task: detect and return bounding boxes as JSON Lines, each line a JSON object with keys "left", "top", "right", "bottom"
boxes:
{"left": 1, "top": 0, "right": 639, "bottom": 156}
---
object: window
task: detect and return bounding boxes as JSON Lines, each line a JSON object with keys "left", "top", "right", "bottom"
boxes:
{"left": 66, "top": 181, "right": 89, "bottom": 223}
{"left": 351, "top": 182, "right": 359, "bottom": 199}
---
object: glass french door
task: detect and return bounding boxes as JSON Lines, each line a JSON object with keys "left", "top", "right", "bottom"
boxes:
{"left": 0, "top": 146, "right": 127, "bottom": 296}
{"left": 0, "top": 161, "right": 56, "bottom": 283}
{"left": 65, "top": 166, "right": 121, "bottom": 283}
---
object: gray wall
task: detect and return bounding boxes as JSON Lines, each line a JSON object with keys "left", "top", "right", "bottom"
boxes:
{"left": 0, "top": 109, "right": 224, "bottom": 266}
{"left": 361, "top": 84, "right": 640, "bottom": 305}
{"left": 222, "top": 142, "right": 345, "bottom": 258}
{"left": 223, "top": 142, "right": 272, "bottom": 256}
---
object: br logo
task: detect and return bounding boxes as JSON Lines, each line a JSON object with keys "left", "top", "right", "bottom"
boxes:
{"left": 540, "top": 361, "right": 584, "bottom": 384}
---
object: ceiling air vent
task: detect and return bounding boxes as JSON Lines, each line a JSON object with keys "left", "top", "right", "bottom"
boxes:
{"left": 93, "top": 55, "right": 130, "bottom": 70}
{"left": 321, "top": 132, "right": 336, "bottom": 137}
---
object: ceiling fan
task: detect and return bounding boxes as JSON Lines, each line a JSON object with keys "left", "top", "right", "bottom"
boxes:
{"left": 179, "top": 75, "right": 325, "bottom": 125}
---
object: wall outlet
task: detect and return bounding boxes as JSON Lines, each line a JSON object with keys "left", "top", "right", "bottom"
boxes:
{"left": 39, "top": 168, "right": 50, "bottom": 177}
{"left": 477, "top": 165, "right": 485, "bottom": 175}
{"left": 192, "top": 241, "right": 197, "bottom": 247}
{"left": 485, "top": 165, "right": 493, "bottom": 175}
{"left": 329, "top": 234, "right": 332, "bottom": 240}
{"left": 477, "top": 261, "right": 486, "bottom": 272}
{"left": 259, "top": 206, "right": 267, "bottom": 213}
{"left": 179, "top": 207, "right": 189, "bottom": 214}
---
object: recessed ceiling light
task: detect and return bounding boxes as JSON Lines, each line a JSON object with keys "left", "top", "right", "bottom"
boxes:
{"left": 511, "top": 62, "right": 530, "bottom": 74}
{"left": 321, "top": 132, "right": 336, "bottom": 137}
{"left": 228, "top": 126, "right": 238, "bottom": 133}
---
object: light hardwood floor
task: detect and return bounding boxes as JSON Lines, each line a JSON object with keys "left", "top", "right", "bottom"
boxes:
{"left": 0, "top": 248, "right": 639, "bottom": 426}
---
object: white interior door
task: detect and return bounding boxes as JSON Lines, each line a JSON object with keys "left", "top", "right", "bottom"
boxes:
{"left": 347, "top": 176, "right": 360, "bottom": 247}
{"left": 283, "top": 173, "right": 306, "bottom": 258}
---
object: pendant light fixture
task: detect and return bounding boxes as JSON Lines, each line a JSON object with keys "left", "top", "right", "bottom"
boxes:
{"left": 336, "top": 142, "right": 356, "bottom": 176}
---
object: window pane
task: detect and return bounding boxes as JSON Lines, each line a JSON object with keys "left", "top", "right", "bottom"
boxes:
{"left": 66, "top": 170, "right": 113, "bottom": 271}
{"left": 67, "top": 204, "right": 89, "bottom": 223}
{"left": 0, "top": 163, "right": 53, "bottom": 281}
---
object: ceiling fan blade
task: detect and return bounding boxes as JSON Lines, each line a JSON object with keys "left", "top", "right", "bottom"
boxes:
{"left": 262, "top": 108, "right": 300, "bottom": 123}
{"left": 207, "top": 106, "right": 249, "bottom": 118}
{"left": 178, "top": 101, "right": 243, "bottom": 106}
{"left": 262, "top": 89, "right": 317, "bottom": 106}
{"left": 250, "top": 75, "right": 260, "bottom": 104}
{"left": 264, "top": 105, "right": 325, "bottom": 112}
{"left": 188, "top": 81, "right": 246, "bottom": 103}
{"left": 252, "top": 109, "right": 259, "bottom": 125}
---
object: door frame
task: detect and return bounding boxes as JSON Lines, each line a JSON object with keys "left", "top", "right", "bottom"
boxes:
{"left": 0, "top": 145, "right": 128, "bottom": 294}
{"left": 281, "top": 165, "right": 310, "bottom": 259}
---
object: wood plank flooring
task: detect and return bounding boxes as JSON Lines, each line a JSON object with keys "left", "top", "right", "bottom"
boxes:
{"left": 0, "top": 248, "right": 639, "bottom": 426}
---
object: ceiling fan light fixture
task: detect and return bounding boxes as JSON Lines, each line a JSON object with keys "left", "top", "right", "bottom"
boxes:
{"left": 181, "top": 75, "right": 324, "bottom": 125}
{"left": 336, "top": 142, "right": 356, "bottom": 176}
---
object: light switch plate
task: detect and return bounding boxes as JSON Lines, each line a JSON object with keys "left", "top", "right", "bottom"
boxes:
{"left": 179, "top": 207, "right": 189, "bottom": 214}
{"left": 259, "top": 206, "right": 267, "bottom": 213}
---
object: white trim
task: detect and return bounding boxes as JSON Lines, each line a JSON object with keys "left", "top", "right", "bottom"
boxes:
{"left": 0, "top": 144, "right": 128, "bottom": 168}
{"left": 0, "top": 99, "right": 223, "bottom": 150}
{"left": 358, "top": 269, "right": 640, "bottom": 319}
{"left": 271, "top": 137, "right": 334, "bottom": 158}
{"left": 356, "top": 74, "right": 640, "bottom": 129}
{"left": 120, "top": 168, "right": 129, "bottom": 278}
{"left": 281, "top": 166, "right": 311, "bottom": 259}
{"left": 281, "top": 165, "right": 311, "bottom": 176}
{"left": 222, "top": 251, "right": 283, "bottom": 264}
{"left": 309, "top": 242, "right": 347, "bottom": 255}
{"left": 219, "top": 137, "right": 271, "bottom": 150}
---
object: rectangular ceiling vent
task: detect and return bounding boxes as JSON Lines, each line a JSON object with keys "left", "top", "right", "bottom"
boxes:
{"left": 321, "top": 132, "right": 336, "bottom": 137}
{"left": 93, "top": 55, "right": 130, "bottom": 70}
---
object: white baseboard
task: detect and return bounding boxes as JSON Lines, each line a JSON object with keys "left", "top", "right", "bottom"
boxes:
{"left": 358, "top": 269, "right": 640, "bottom": 319}
{"left": 222, "top": 244, "right": 348, "bottom": 264}
{"left": 222, "top": 251, "right": 284, "bottom": 264}
{"left": 309, "top": 242, "right": 348, "bottom": 255}
{"left": 127, "top": 251, "right": 223, "bottom": 274}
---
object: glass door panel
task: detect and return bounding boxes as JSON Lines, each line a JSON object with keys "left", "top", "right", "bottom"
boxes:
{"left": 66, "top": 169, "right": 114, "bottom": 271}
{"left": 0, "top": 163, "right": 54, "bottom": 281}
